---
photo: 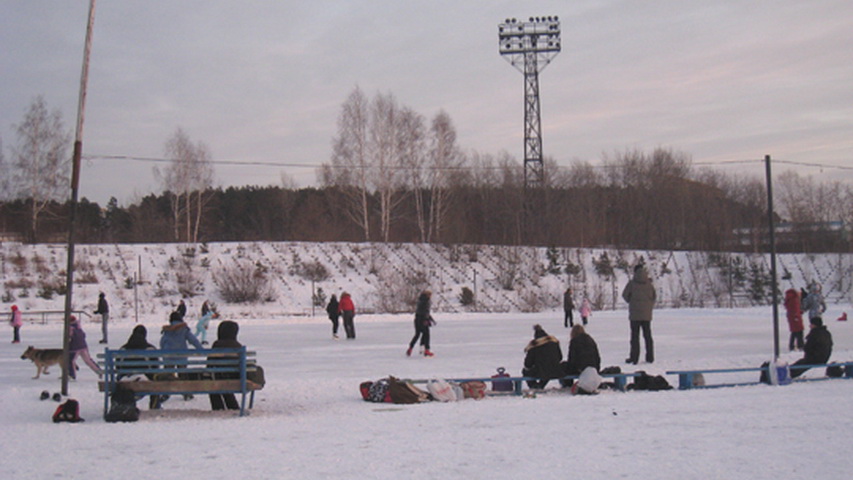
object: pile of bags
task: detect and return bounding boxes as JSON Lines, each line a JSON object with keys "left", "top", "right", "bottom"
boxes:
{"left": 360, "top": 376, "right": 486, "bottom": 404}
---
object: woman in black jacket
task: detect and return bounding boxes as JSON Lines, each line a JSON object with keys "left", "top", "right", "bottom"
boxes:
{"left": 522, "top": 324, "right": 563, "bottom": 389}
{"left": 326, "top": 294, "right": 340, "bottom": 339}
{"left": 209, "top": 320, "right": 242, "bottom": 410}
{"left": 561, "top": 325, "right": 601, "bottom": 387}
{"left": 407, "top": 290, "right": 435, "bottom": 357}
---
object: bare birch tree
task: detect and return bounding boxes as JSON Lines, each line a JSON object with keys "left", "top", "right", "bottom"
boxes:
{"left": 370, "top": 92, "right": 407, "bottom": 242}
{"left": 397, "top": 108, "right": 428, "bottom": 242}
{"left": 322, "top": 87, "right": 371, "bottom": 241}
{"left": 427, "top": 110, "right": 462, "bottom": 243}
{"left": 10, "top": 96, "right": 71, "bottom": 242}
{"left": 155, "top": 128, "right": 214, "bottom": 243}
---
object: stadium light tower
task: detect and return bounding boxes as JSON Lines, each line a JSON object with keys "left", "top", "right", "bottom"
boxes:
{"left": 498, "top": 16, "right": 561, "bottom": 190}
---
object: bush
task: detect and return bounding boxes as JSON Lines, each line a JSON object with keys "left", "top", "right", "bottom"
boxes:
{"left": 213, "top": 260, "right": 275, "bottom": 303}
{"left": 460, "top": 286, "right": 475, "bottom": 306}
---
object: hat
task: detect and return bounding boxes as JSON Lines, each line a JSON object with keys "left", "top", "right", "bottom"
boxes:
{"left": 533, "top": 324, "right": 547, "bottom": 338}
{"left": 11, "top": 305, "right": 17, "bottom": 311}
{"left": 69, "top": 315, "right": 78, "bottom": 323}
{"left": 810, "top": 317, "right": 823, "bottom": 327}
{"left": 169, "top": 311, "right": 183, "bottom": 323}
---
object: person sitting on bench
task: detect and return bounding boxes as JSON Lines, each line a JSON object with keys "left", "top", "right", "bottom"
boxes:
{"left": 790, "top": 316, "right": 833, "bottom": 378}
{"left": 209, "top": 320, "right": 243, "bottom": 411}
{"left": 522, "top": 324, "right": 563, "bottom": 389}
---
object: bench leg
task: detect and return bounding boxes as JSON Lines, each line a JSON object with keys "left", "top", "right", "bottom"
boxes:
{"left": 678, "top": 373, "right": 693, "bottom": 390}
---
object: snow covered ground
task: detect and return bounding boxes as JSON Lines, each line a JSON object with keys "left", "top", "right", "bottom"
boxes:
{"left": 2, "top": 305, "right": 853, "bottom": 479}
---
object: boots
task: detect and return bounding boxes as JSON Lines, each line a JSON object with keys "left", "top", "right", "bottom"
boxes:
{"left": 423, "top": 350, "right": 434, "bottom": 357}
{"left": 406, "top": 348, "right": 412, "bottom": 357}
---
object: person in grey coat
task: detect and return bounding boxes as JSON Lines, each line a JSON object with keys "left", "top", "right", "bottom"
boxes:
{"left": 622, "top": 264, "right": 656, "bottom": 364}
{"left": 801, "top": 282, "right": 826, "bottom": 321}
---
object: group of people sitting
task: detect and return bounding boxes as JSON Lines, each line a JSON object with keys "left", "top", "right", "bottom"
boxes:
{"left": 118, "top": 310, "right": 245, "bottom": 411}
{"left": 522, "top": 313, "right": 835, "bottom": 391}
{"left": 522, "top": 323, "right": 601, "bottom": 392}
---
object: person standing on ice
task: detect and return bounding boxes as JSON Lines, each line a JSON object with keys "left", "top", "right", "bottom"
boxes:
{"left": 94, "top": 292, "right": 109, "bottom": 344}
{"left": 326, "top": 294, "right": 341, "bottom": 339}
{"left": 783, "top": 288, "right": 805, "bottom": 351}
{"left": 338, "top": 292, "right": 356, "bottom": 339}
{"left": 801, "top": 282, "right": 826, "bottom": 322}
{"left": 563, "top": 287, "right": 575, "bottom": 328}
{"left": 9, "top": 304, "right": 22, "bottom": 344}
{"left": 522, "top": 324, "right": 563, "bottom": 389}
{"left": 622, "top": 264, "right": 656, "bottom": 365}
{"left": 407, "top": 290, "right": 435, "bottom": 357}
{"left": 579, "top": 296, "right": 592, "bottom": 326}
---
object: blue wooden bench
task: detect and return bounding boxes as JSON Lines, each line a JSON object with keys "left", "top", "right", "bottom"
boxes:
{"left": 411, "top": 372, "right": 641, "bottom": 395}
{"left": 667, "top": 362, "right": 853, "bottom": 390}
{"left": 98, "top": 347, "right": 263, "bottom": 418}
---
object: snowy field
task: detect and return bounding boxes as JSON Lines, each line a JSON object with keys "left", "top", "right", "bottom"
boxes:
{"left": 2, "top": 305, "right": 853, "bottom": 479}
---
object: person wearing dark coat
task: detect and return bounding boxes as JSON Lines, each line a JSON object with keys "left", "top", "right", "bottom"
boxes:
{"left": 522, "top": 324, "right": 563, "bottom": 389}
{"left": 563, "top": 287, "right": 575, "bottom": 328}
{"left": 209, "top": 320, "right": 243, "bottom": 410}
{"left": 790, "top": 317, "right": 833, "bottom": 379}
{"left": 563, "top": 325, "right": 601, "bottom": 375}
{"left": 119, "top": 325, "right": 161, "bottom": 409}
{"left": 175, "top": 299, "right": 187, "bottom": 320}
{"left": 407, "top": 290, "right": 435, "bottom": 357}
{"left": 326, "top": 294, "right": 340, "bottom": 339}
{"left": 622, "top": 265, "right": 656, "bottom": 364}
{"left": 94, "top": 292, "right": 110, "bottom": 344}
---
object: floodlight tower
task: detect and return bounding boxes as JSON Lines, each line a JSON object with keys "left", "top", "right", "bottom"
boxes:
{"left": 498, "top": 16, "right": 561, "bottom": 190}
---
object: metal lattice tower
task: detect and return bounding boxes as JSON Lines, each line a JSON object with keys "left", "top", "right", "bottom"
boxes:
{"left": 498, "top": 16, "right": 561, "bottom": 190}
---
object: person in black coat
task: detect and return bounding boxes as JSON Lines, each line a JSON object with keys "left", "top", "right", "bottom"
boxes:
{"left": 522, "top": 324, "right": 563, "bottom": 389}
{"left": 209, "top": 320, "right": 242, "bottom": 410}
{"left": 94, "top": 292, "right": 110, "bottom": 344}
{"left": 407, "top": 290, "right": 435, "bottom": 357}
{"left": 119, "top": 325, "right": 161, "bottom": 409}
{"left": 326, "top": 294, "right": 340, "bottom": 339}
{"left": 790, "top": 317, "right": 833, "bottom": 378}
{"left": 560, "top": 325, "right": 601, "bottom": 387}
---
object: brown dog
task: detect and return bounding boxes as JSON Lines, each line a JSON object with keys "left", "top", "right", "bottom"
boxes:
{"left": 20, "top": 346, "right": 66, "bottom": 379}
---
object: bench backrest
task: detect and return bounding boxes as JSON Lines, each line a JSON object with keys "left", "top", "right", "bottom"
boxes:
{"left": 100, "top": 347, "right": 254, "bottom": 379}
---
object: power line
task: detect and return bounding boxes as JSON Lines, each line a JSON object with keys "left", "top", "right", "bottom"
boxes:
{"left": 83, "top": 153, "right": 853, "bottom": 173}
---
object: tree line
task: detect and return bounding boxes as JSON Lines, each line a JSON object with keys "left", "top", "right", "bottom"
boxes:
{"left": 1, "top": 92, "right": 850, "bottom": 252}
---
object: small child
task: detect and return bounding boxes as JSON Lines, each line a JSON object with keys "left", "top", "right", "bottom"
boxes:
{"left": 580, "top": 297, "right": 592, "bottom": 326}
{"left": 195, "top": 311, "right": 215, "bottom": 345}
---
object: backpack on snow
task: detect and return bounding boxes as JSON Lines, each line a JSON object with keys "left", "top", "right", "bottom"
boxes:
{"left": 629, "top": 371, "right": 672, "bottom": 391}
{"left": 105, "top": 387, "right": 140, "bottom": 423}
{"left": 363, "top": 379, "right": 392, "bottom": 403}
{"left": 387, "top": 377, "right": 429, "bottom": 404}
{"left": 52, "top": 399, "right": 84, "bottom": 423}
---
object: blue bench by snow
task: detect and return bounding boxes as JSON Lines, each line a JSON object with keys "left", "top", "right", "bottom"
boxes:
{"left": 98, "top": 347, "right": 263, "bottom": 417}
{"left": 667, "top": 362, "right": 853, "bottom": 390}
{"left": 412, "top": 372, "right": 642, "bottom": 395}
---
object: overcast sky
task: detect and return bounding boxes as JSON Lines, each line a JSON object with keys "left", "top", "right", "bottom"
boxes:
{"left": 2, "top": 1, "right": 852, "bottom": 206}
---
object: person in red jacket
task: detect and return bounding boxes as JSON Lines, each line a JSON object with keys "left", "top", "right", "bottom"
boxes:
{"left": 784, "top": 288, "right": 805, "bottom": 351}
{"left": 338, "top": 292, "right": 356, "bottom": 339}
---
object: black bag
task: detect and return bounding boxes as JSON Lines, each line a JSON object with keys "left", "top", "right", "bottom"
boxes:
{"left": 52, "top": 399, "right": 84, "bottom": 423}
{"left": 105, "top": 403, "right": 140, "bottom": 423}
{"left": 105, "top": 387, "right": 140, "bottom": 422}
{"left": 629, "top": 371, "right": 672, "bottom": 391}
{"left": 826, "top": 363, "right": 844, "bottom": 378}
{"left": 248, "top": 365, "right": 266, "bottom": 387}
